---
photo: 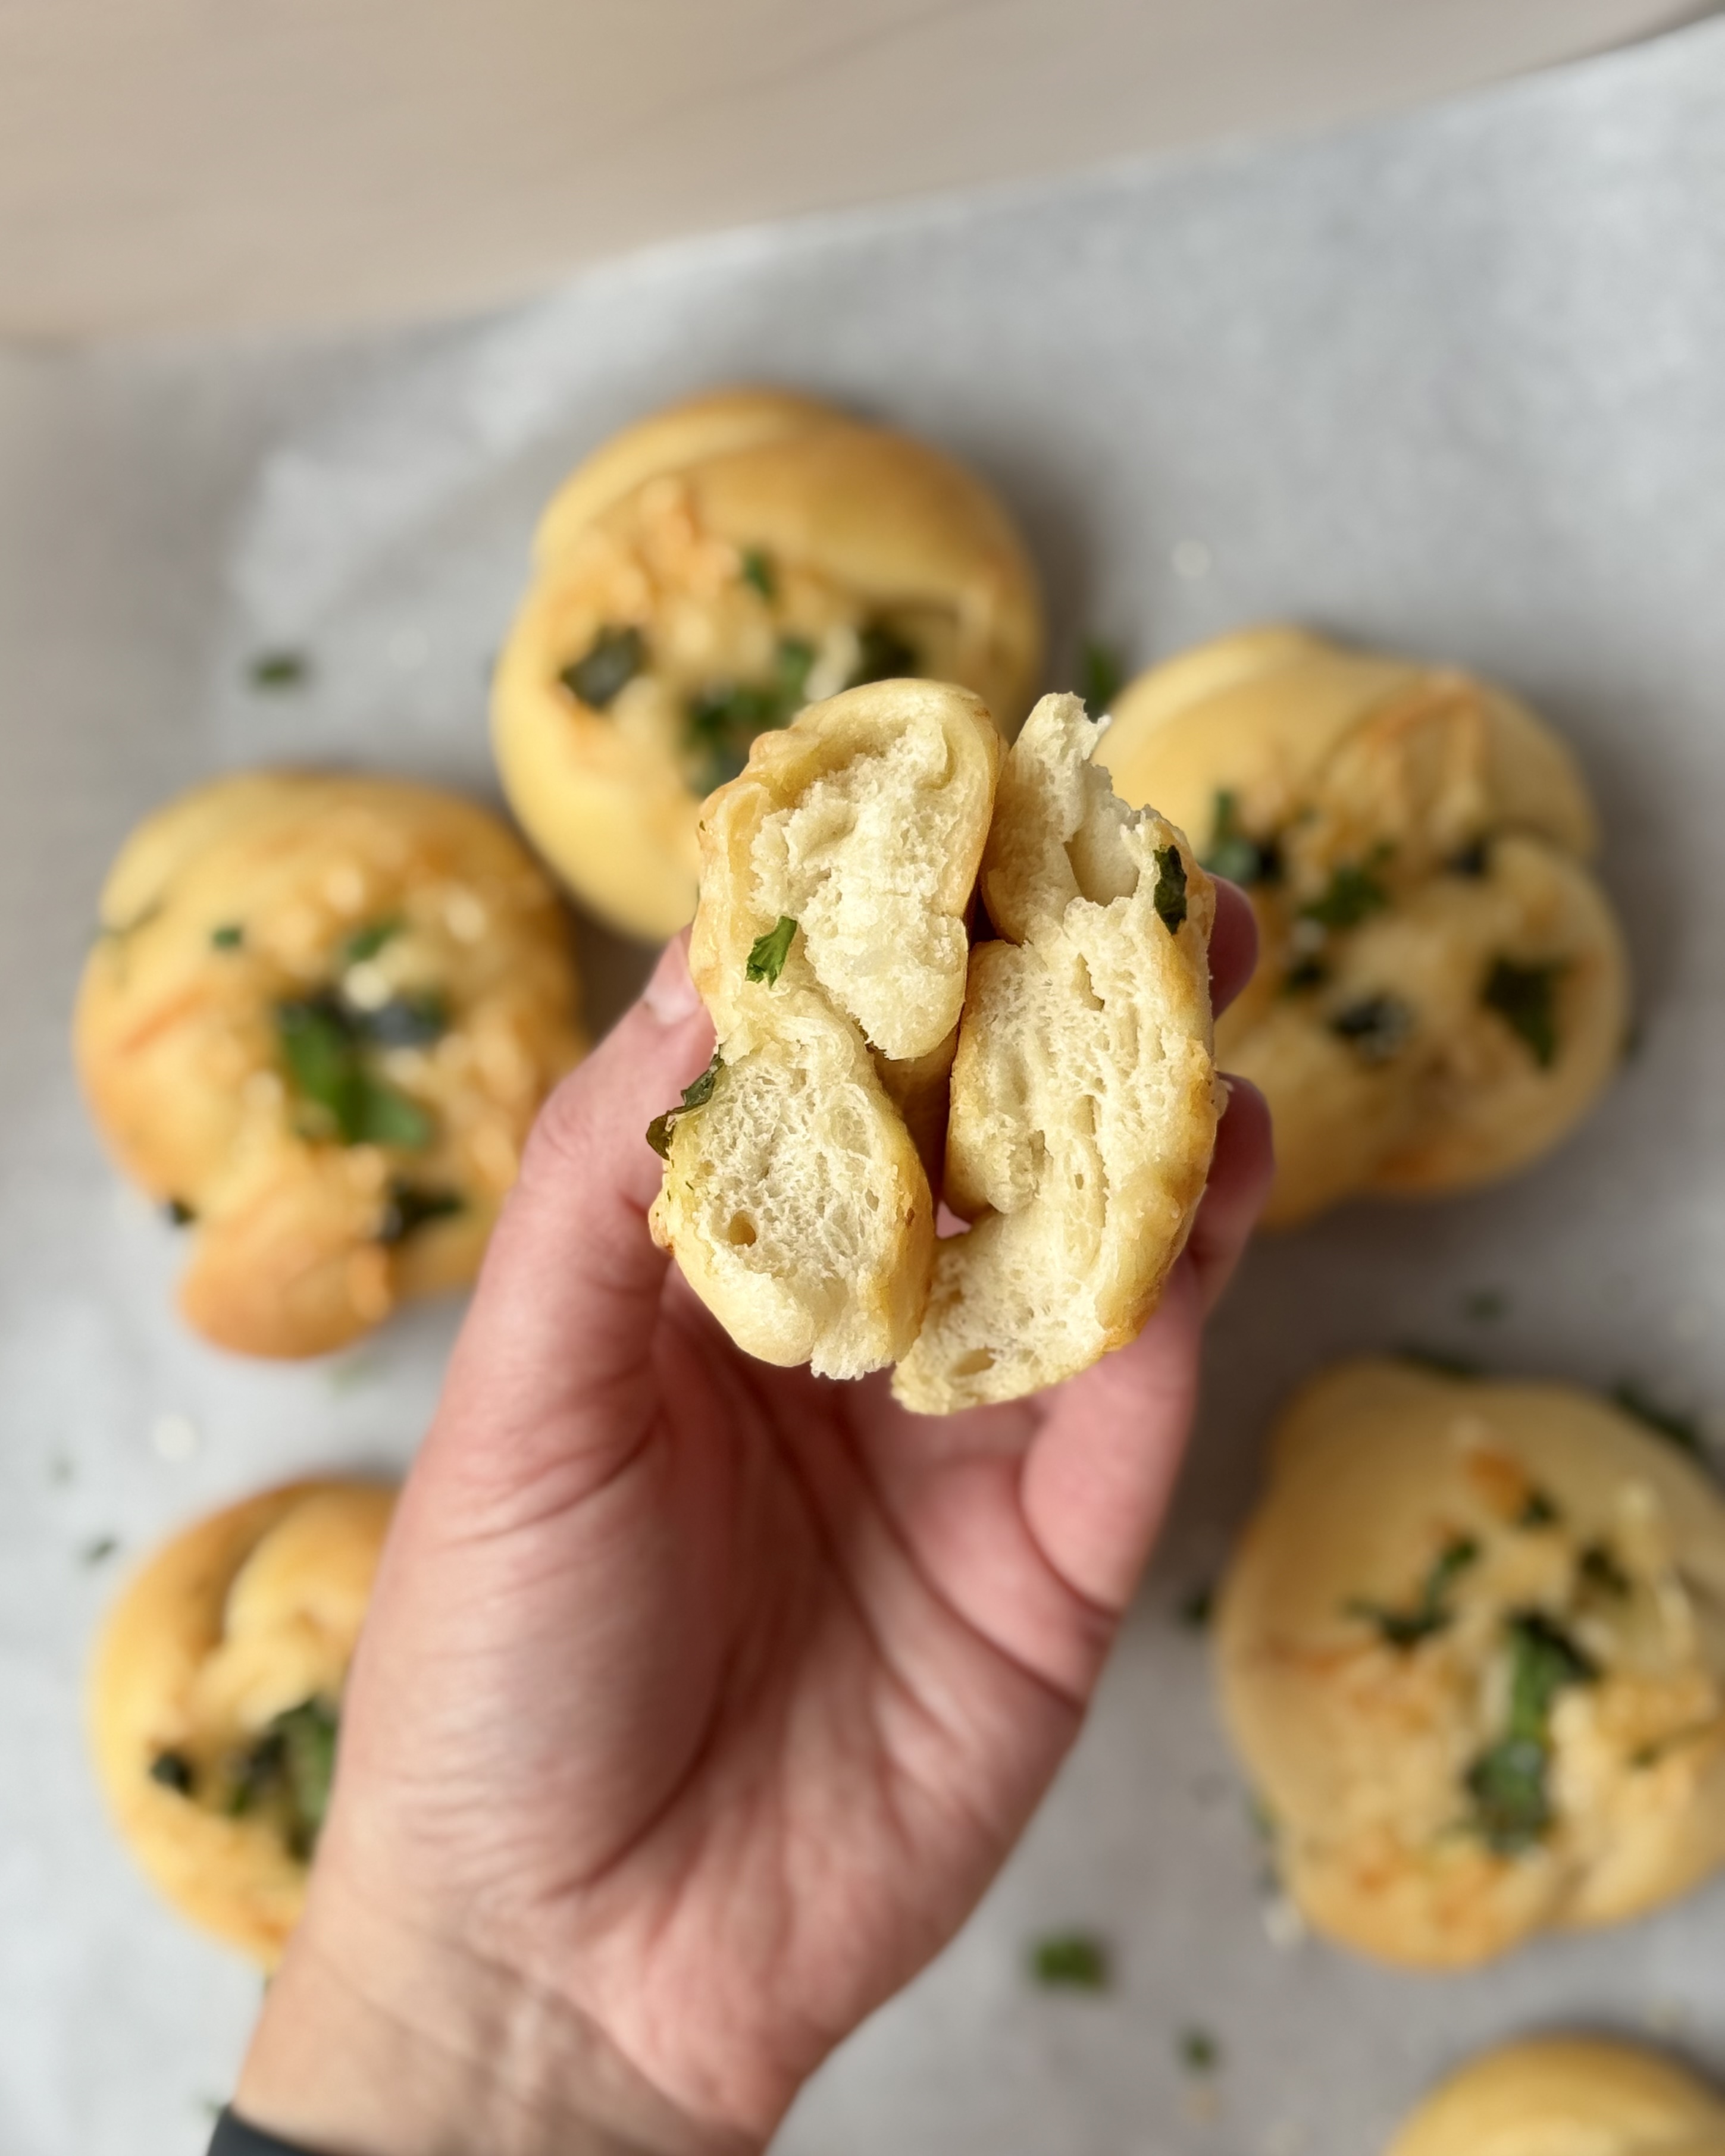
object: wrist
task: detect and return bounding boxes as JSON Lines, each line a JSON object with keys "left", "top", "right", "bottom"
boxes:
{"left": 237, "top": 1885, "right": 760, "bottom": 2156}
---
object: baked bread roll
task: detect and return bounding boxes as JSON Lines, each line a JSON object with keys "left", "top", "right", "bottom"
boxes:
{"left": 1097, "top": 627, "right": 1630, "bottom": 1226}
{"left": 89, "top": 1480, "right": 393, "bottom": 1966}
{"left": 893, "top": 692, "right": 1219, "bottom": 1412}
{"left": 1386, "top": 2038, "right": 1725, "bottom": 2155}
{"left": 1217, "top": 1358, "right": 1725, "bottom": 1969}
{"left": 75, "top": 772, "right": 584, "bottom": 1358}
{"left": 649, "top": 678, "right": 1001, "bottom": 1377}
{"left": 491, "top": 387, "right": 1044, "bottom": 939}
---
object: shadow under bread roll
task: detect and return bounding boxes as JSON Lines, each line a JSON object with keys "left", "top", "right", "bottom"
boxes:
{"left": 1217, "top": 1358, "right": 1725, "bottom": 1969}
{"left": 491, "top": 387, "right": 1044, "bottom": 940}
{"left": 1385, "top": 2036, "right": 1725, "bottom": 2155}
{"left": 89, "top": 1480, "right": 394, "bottom": 1966}
{"left": 1097, "top": 626, "right": 1630, "bottom": 1227}
{"left": 74, "top": 771, "right": 585, "bottom": 1358}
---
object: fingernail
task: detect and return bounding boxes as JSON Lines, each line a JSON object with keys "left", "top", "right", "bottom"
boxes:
{"left": 643, "top": 935, "right": 702, "bottom": 1024}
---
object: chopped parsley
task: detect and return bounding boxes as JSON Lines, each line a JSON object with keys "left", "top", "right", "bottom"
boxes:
{"left": 149, "top": 1750, "right": 195, "bottom": 1795}
{"left": 1079, "top": 640, "right": 1124, "bottom": 717}
{"left": 277, "top": 993, "right": 435, "bottom": 1151}
{"left": 1300, "top": 853, "right": 1392, "bottom": 930}
{"left": 1153, "top": 845, "right": 1188, "bottom": 935}
{"left": 1517, "top": 1489, "right": 1561, "bottom": 1530}
{"left": 227, "top": 1698, "right": 339, "bottom": 1860}
{"left": 355, "top": 988, "right": 448, "bottom": 1049}
{"left": 850, "top": 621, "right": 918, "bottom": 686}
{"left": 1579, "top": 1542, "right": 1631, "bottom": 1597}
{"left": 1611, "top": 1380, "right": 1705, "bottom": 1457}
{"left": 210, "top": 923, "right": 245, "bottom": 951}
{"left": 1464, "top": 1612, "right": 1597, "bottom": 1853}
{"left": 249, "top": 650, "right": 309, "bottom": 691}
{"left": 561, "top": 625, "right": 644, "bottom": 709}
{"left": 1447, "top": 838, "right": 1492, "bottom": 878}
{"left": 1179, "top": 2029, "right": 1220, "bottom": 2074}
{"left": 1481, "top": 957, "right": 1565, "bottom": 1069}
{"left": 1029, "top": 1932, "right": 1110, "bottom": 1990}
{"left": 80, "top": 1535, "right": 118, "bottom": 1566}
{"left": 1347, "top": 1533, "right": 1479, "bottom": 1650}
{"left": 343, "top": 917, "right": 403, "bottom": 965}
{"left": 1281, "top": 955, "right": 1329, "bottom": 996}
{"left": 687, "top": 637, "right": 815, "bottom": 786}
{"left": 646, "top": 1051, "right": 724, "bottom": 1161}
{"left": 1328, "top": 993, "right": 1413, "bottom": 1063}
{"left": 376, "top": 1181, "right": 464, "bottom": 1246}
{"left": 1203, "top": 789, "right": 1281, "bottom": 886}
{"left": 740, "top": 547, "right": 776, "bottom": 600}
{"left": 745, "top": 916, "right": 798, "bottom": 986}
{"left": 163, "top": 1198, "right": 196, "bottom": 1227}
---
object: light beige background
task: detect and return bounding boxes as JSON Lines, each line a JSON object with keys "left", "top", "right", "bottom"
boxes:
{"left": 0, "top": 0, "right": 1707, "bottom": 337}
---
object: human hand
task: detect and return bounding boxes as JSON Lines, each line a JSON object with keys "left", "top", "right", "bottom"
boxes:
{"left": 237, "top": 887, "right": 1272, "bottom": 2156}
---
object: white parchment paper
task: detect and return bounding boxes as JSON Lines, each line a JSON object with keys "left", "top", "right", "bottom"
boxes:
{"left": 5, "top": 18, "right": 1725, "bottom": 2152}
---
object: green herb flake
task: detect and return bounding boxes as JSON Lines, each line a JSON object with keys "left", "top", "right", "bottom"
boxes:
{"left": 1329, "top": 993, "right": 1413, "bottom": 1064}
{"left": 1481, "top": 957, "right": 1565, "bottom": 1070}
{"left": 249, "top": 650, "right": 309, "bottom": 691}
{"left": 149, "top": 1750, "right": 195, "bottom": 1795}
{"left": 740, "top": 548, "right": 776, "bottom": 600}
{"left": 275, "top": 1699, "right": 338, "bottom": 1854}
{"left": 376, "top": 1182, "right": 464, "bottom": 1246}
{"left": 80, "top": 1535, "right": 118, "bottom": 1566}
{"left": 1153, "top": 845, "right": 1188, "bottom": 935}
{"left": 276, "top": 993, "right": 434, "bottom": 1152}
{"left": 646, "top": 1051, "right": 724, "bottom": 1161}
{"left": 342, "top": 917, "right": 403, "bottom": 965}
{"left": 1203, "top": 789, "right": 1282, "bottom": 887}
{"left": 1079, "top": 640, "right": 1124, "bottom": 717}
{"left": 1179, "top": 2029, "right": 1220, "bottom": 2074}
{"left": 163, "top": 1198, "right": 196, "bottom": 1227}
{"left": 1301, "top": 854, "right": 1392, "bottom": 931}
{"left": 355, "top": 988, "right": 448, "bottom": 1050}
{"left": 1029, "top": 1932, "right": 1110, "bottom": 1991}
{"left": 746, "top": 916, "right": 798, "bottom": 987}
{"left": 1611, "top": 1380, "right": 1705, "bottom": 1457}
{"left": 849, "top": 621, "right": 918, "bottom": 688}
{"left": 1281, "top": 955, "right": 1329, "bottom": 996}
{"left": 686, "top": 636, "right": 816, "bottom": 786}
{"left": 1517, "top": 1489, "right": 1561, "bottom": 1530}
{"left": 1464, "top": 1612, "right": 1598, "bottom": 1854}
{"left": 1579, "top": 1542, "right": 1632, "bottom": 1597}
{"left": 210, "top": 923, "right": 245, "bottom": 951}
{"left": 1179, "top": 1582, "right": 1216, "bottom": 1631}
{"left": 561, "top": 625, "right": 645, "bottom": 709}
{"left": 1347, "top": 1533, "right": 1479, "bottom": 1650}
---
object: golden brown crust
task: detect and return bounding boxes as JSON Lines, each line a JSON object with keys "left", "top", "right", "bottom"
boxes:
{"left": 891, "top": 693, "right": 1219, "bottom": 1412}
{"left": 1218, "top": 1360, "right": 1725, "bottom": 1969}
{"left": 492, "top": 387, "right": 1044, "bottom": 940}
{"left": 88, "top": 1480, "right": 394, "bottom": 1966}
{"left": 1097, "top": 627, "right": 1627, "bottom": 1226}
{"left": 74, "top": 772, "right": 585, "bottom": 1358}
{"left": 1385, "top": 2038, "right": 1725, "bottom": 2155}
{"left": 650, "top": 681, "right": 1000, "bottom": 1377}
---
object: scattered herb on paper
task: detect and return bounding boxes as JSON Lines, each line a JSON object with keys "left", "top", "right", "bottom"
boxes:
{"left": 1029, "top": 1932, "right": 1111, "bottom": 1991}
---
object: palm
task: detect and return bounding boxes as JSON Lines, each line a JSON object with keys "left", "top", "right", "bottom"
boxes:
{"left": 325, "top": 919, "right": 1264, "bottom": 2146}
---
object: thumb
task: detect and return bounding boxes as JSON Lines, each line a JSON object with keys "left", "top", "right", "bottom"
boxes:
{"left": 432, "top": 935, "right": 714, "bottom": 1490}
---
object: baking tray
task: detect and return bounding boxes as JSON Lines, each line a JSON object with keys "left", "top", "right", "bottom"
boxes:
{"left": 4, "top": 16, "right": 1725, "bottom": 2149}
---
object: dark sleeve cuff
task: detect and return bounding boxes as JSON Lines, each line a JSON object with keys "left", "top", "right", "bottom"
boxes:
{"left": 208, "top": 2108, "right": 327, "bottom": 2156}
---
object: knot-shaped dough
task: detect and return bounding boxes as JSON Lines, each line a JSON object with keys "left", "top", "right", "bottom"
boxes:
{"left": 74, "top": 772, "right": 585, "bottom": 1358}
{"left": 492, "top": 387, "right": 1044, "bottom": 939}
{"left": 1386, "top": 2038, "right": 1725, "bottom": 2155}
{"left": 89, "top": 1481, "right": 394, "bottom": 1965}
{"left": 1217, "top": 1359, "right": 1725, "bottom": 1968}
{"left": 1098, "top": 627, "right": 1630, "bottom": 1226}
{"left": 650, "top": 679, "right": 1001, "bottom": 1377}
{"left": 891, "top": 692, "right": 1219, "bottom": 1412}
